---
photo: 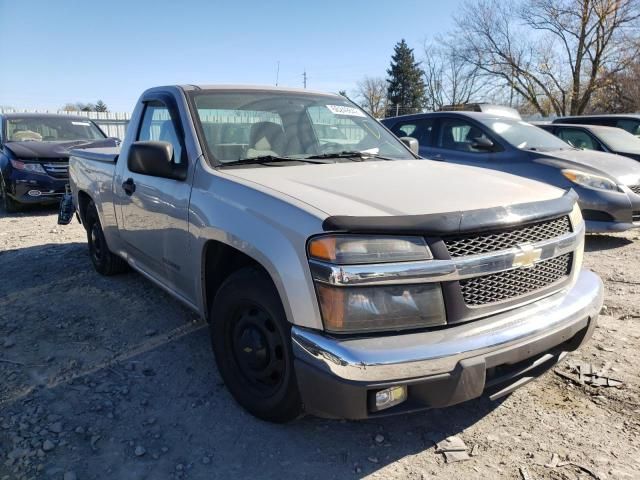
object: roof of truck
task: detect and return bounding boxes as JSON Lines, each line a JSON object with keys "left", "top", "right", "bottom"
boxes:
{"left": 178, "top": 84, "right": 341, "bottom": 97}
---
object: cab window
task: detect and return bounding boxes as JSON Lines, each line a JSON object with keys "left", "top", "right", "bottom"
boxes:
{"left": 138, "top": 103, "right": 183, "bottom": 164}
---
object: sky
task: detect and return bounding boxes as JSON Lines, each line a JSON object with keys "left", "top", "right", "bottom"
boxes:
{"left": 0, "top": 0, "right": 464, "bottom": 112}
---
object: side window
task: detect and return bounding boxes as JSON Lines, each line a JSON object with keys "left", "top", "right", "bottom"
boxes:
{"left": 392, "top": 122, "right": 417, "bottom": 137}
{"left": 616, "top": 119, "right": 640, "bottom": 136}
{"left": 557, "top": 128, "right": 600, "bottom": 150}
{"left": 437, "top": 119, "right": 491, "bottom": 153}
{"left": 391, "top": 119, "right": 434, "bottom": 146}
{"left": 138, "top": 103, "right": 183, "bottom": 164}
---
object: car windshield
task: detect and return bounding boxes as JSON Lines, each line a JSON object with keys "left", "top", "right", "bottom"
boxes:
{"left": 480, "top": 118, "right": 570, "bottom": 151}
{"left": 190, "top": 90, "right": 414, "bottom": 163}
{"left": 6, "top": 116, "right": 106, "bottom": 142}
{"left": 596, "top": 128, "right": 640, "bottom": 154}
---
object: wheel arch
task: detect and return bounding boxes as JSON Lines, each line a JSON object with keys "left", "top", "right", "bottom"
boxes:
{"left": 201, "top": 239, "right": 278, "bottom": 320}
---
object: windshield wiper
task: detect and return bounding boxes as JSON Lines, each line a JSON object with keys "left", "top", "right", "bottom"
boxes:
{"left": 219, "top": 155, "right": 334, "bottom": 167}
{"left": 302, "top": 150, "right": 397, "bottom": 161}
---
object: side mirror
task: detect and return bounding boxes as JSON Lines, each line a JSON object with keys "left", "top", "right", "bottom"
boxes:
{"left": 128, "top": 141, "right": 186, "bottom": 180}
{"left": 400, "top": 136, "right": 419, "bottom": 155}
{"left": 471, "top": 136, "right": 495, "bottom": 151}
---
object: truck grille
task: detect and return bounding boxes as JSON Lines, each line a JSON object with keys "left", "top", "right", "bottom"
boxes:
{"left": 629, "top": 185, "right": 640, "bottom": 195}
{"left": 444, "top": 216, "right": 571, "bottom": 257}
{"left": 633, "top": 211, "right": 640, "bottom": 223}
{"left": 42, "top": 162, "right": 69, "bottom": 179}
{"left": 460, "top": 253, "right": 572, "bottom": 306}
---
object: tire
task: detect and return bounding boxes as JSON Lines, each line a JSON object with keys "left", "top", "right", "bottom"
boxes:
{"left": 85, "top": 201, "right": 128, "bottom": 275}
{"left": 210, "top": 267, "right": 303, "bottom": 423}
{"left": 1, "top": 180, "right": 20, "bottom": 213}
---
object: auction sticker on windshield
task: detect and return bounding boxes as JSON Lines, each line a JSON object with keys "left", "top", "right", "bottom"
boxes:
{"left": 326, "top": 105, "right": 366, "bottom": 117}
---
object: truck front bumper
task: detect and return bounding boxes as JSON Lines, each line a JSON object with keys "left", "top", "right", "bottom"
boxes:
{"left": 292, "top": 269, "right": 603, "bottom": 419}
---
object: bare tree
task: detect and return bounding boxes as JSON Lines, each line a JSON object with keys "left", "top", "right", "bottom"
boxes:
{"left": 423, "top": 42, "right": 487, "bottom": 111}
{"left": 454, "top": 0, "right": 640, "bottom": 116}
{"left": 355, "top": 76, "right": 388, "bottom": 118}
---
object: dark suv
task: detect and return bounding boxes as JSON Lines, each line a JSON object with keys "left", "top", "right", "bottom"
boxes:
{"left": 381, "top": 112, "right": 640, "bottom": 233}
{"left": 552, "top": 115, "right": 640, "bottom": 138}
{"left": 0, "top": 113, "right": 117, "bottom": 212}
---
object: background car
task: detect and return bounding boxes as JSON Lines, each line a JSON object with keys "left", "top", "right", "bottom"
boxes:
{"left": 552, "top": 114, "right": 640, "bottom": 138}
{"left": 0, "top": 113, "right": 118, "bottom": 212}
{"left": 538, "top": 123, "right": 640, "bottom": 162}
{"left": 381, "top": 112, "right": 640, "bottom": 232}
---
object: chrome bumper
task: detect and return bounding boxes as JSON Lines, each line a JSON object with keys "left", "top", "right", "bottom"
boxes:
{"left": 292, "top": 269, "right": 603, "bottom": 383}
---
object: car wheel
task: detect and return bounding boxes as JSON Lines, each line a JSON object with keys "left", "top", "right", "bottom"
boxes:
{"left": 85, "top": 201, "right": 128, "bottom": 275}
{"left": 210, "top": 267, "right": 303, "bottom": 423}
{"left": 1, "top": 180, "right": 20, "bottom": 213}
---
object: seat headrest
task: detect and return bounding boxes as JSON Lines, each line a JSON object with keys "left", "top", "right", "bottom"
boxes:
{"left": 249, "top": 122, "right": 285, "bottom": 153}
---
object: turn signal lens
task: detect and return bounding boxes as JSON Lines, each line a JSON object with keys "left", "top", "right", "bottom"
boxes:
{"left": 308, "top": 235, "right": 431, "bottom": 264}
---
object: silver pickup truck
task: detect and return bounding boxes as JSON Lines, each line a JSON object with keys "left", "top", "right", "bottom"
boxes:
{"left": 66, "top": 85, "right": 603, "bottom": 422}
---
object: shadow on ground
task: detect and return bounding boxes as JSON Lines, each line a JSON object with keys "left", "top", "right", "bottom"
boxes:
{"left": 585, "top": 233, "right": 633, "bottom": 252}
{"left": 0, "top": 242, "right": 505, "bottom": 479}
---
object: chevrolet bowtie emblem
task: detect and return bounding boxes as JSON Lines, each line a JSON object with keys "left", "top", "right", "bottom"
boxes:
{"left": 512, "top": 244, "right": 542, "bottom": 269}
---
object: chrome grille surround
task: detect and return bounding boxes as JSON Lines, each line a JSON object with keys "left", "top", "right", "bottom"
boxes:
{"left": 444, "top": 216, "right": 572, "bottom": 257}
{"left": 460, "top": 253, "right": 572, "bottom": 306}
{"left": 42, "top": 161, "right": 69, "bottom": 179}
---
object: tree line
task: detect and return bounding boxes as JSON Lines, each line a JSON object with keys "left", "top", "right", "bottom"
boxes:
{"left": 354, "top": 0, "right": 640, "bottom": 118}
{"left": 62, "top": 100, "right": 109, "bottom": 113}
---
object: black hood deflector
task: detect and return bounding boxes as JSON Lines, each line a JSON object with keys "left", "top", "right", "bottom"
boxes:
{"left": 322, "top": 190, "right": 578, "bottom": 235}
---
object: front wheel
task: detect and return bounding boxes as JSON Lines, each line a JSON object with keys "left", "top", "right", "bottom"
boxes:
{"left": 1, "top": 180, "right": 20, "bottom": 213}
{"left": 210, "top": 267, "right": 303, "bottom": 423}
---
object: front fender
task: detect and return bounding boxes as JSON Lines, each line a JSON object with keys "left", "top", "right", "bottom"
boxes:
{"left": 188, "top": 162, "right": 328, "bottom": 330}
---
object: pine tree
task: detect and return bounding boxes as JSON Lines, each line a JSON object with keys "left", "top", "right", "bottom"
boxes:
{"left": 94, "top": 100, "right": 108, "bottom": 112}
{"left": 386, "top": 39, "right": 425, "bottom": 116}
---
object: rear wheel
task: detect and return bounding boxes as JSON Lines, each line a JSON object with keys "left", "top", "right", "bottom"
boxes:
{"left": 0, "top": 180, "right": 20, "bottom": 213}
{"left": 210, "top": 267, "right": 303, "bottom": 423}
{"left": 85, "top": 201, "right": 128, "bottom": 275}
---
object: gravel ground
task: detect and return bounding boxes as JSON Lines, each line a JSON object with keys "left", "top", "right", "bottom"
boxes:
{"left": 1, "top": 207, "right": 639, "bottom": 480}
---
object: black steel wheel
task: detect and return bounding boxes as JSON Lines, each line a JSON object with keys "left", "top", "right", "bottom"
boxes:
{"left": 210, "top": 267, "right": 302, "bottom": 422}
{"left": 85, "top": 201, "right": 128, "bottom": 275}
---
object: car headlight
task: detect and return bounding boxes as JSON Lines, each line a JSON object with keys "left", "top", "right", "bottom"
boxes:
{"left": 562, "top": 169, "right": 621, "bottom": 192}
{"left": 308, "top": 235, "right": 446, "bottom": 333}
{"left": 10, "top": 159, "right": 47, "bottom": 175}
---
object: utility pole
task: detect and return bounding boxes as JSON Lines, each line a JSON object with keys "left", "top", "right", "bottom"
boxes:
{"left": 302, "top": 69, "right": 307, "bottom": 89}
{"left": 275, "top": 61, "right": 280, "bottom": 86}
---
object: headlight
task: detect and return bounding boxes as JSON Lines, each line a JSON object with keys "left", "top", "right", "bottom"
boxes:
{"left": 308, "top": 235, "right": 432, "bottom": 264}
{"left": 562, "top": 169, "right": 621, "bottom": 192}
{"left": 10, "top": 159, "right": 47, "bottom": 175}
{"left": 308, "top": 235, "right": 445, "bottom": 333}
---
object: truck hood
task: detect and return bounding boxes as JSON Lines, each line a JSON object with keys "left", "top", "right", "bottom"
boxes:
{"left": 533, "top": 149, "right": 640, "bottom": 186}
{"left": 223, "top": 160, "right": 564, "bottom": 217}
{"left": 4, "top": 138, "right": 118, "bottom": 160}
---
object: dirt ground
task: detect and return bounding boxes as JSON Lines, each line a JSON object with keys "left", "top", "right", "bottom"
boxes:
{"left": 1, "top": 207, "right": 639, "bottom": 480}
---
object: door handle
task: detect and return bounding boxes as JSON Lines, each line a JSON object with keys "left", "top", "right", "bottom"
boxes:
{"left": 122, "top": 178, "right": 136, "bottom": 196}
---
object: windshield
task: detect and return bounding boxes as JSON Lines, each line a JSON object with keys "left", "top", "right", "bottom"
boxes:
{"left": 597, "top": 128, "right": 640, "bottom": 154}
{"left": 190, "top": 91, "right": 414, "bottom": 163}
{"left": 480, "top": 118, "right": 570, "bottom": 151}
{"left": 6, "top": 116, "right": 105, "bottom": 142}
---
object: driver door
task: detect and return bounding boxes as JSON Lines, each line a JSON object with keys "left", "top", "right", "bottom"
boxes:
{"left": 116, "top": 96, "right": 192, "bottom": 296}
